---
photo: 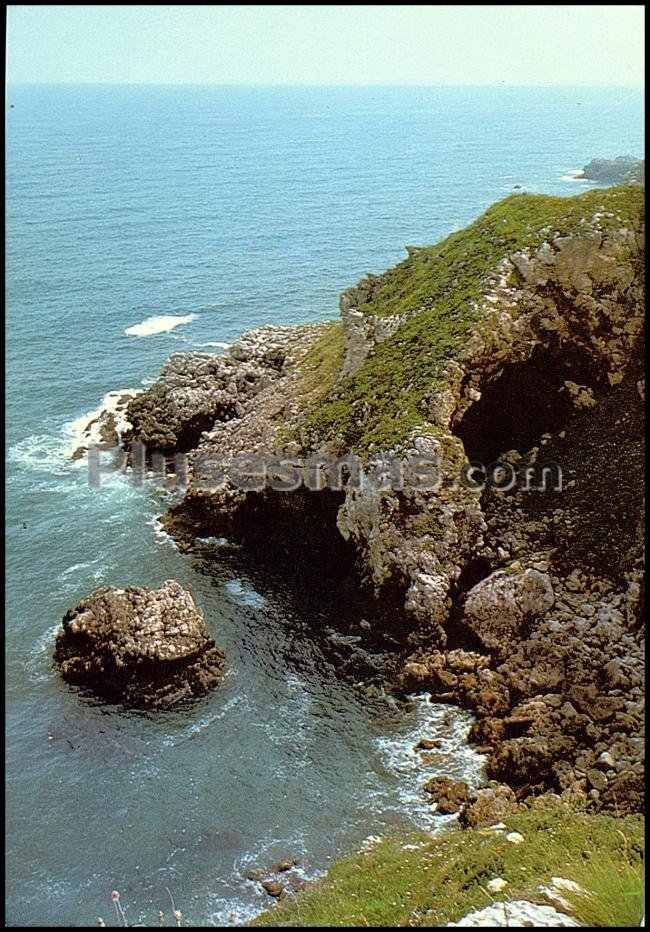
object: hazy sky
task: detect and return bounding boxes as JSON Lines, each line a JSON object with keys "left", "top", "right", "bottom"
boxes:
{"left": 6, "top": 4, "right": 645, "bottom": 86}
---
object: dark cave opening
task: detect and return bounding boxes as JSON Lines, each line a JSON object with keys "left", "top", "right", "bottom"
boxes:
{"left": 444, "top": 556, "right": 494, "bottom": 652}
{"left": 453, "top": 342, "right": 605, "bottom": 465}
{"left": 231, "top": 488, "right": 355, "bottom": 581}
{"left": 175, "top": 406, "right": 239, "bottom": 454}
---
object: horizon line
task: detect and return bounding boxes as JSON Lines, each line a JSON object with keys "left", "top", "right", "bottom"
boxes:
{"left": 6, "top": 80, "right": 645, "bottom": 90}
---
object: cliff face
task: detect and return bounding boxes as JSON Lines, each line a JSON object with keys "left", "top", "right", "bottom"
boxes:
{"left": 124, "top": 185, "right": 645, "bottom": 810}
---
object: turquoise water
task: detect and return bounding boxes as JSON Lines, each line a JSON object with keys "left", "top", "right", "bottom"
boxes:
{"left": 5, "top": 85, "right": 643, "bottom": 926}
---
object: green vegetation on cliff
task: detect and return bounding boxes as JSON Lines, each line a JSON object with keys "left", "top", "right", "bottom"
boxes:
{"left": 253, "top": 808, "right": 644, "bottom": 927}
{"left": 299, "top": 186, "right": 644, "bottom": 455}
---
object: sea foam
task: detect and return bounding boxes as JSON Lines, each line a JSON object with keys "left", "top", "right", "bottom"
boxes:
{"left": 124, "top": 313, "right": 198, "bottom": 337}
{"left": 64, "top": 388, "right": 141, "bottom": 457}
{"left": 194, "top": 340, "right": 231, "bottom": 350}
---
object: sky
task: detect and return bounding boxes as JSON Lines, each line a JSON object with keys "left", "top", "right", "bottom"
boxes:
{"left": 6, "top": 4, "right": 645, "bottom": 86}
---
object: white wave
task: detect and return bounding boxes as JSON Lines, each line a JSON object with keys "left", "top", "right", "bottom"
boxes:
{"left": 147, "top": 515, "right": 179, "bottom": 549}
{"left": 8, "top": 434, "right": 69, "bottom": 474}
{"left": 208, "top": 897, "right": 267, "bottom": 928}
{"left": 561, "top": 169, "right": 588, "bottom": 182}
{"left": 373, "top": 693, "right": 486, "bottom": 829}
{"left": 225, "top": 579, "right": 266, "bottom": 608}
{"left": 57, "top": 560, "right": 99, "bottom": 580}
{"left": 124, "top": 313, "right": 198, "bottom": 337}
{"left": 194, "top": 340, "right": 231, "bottom": 350}
{"left": 194, "top": 534, "right": 240, "bottom": 550}
{"left": 63, "top": 388, "right": 141, "bottom": 458}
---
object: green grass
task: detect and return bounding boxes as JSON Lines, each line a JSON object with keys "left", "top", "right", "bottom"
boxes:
{"left": 298, "top": 186, "right": 644, "bottom": 455}
{"left": 252, "top": 808, "right": 644, "bottom": 927}
{"left": 561, "top": 847, "right": 644, "bottom": 927}
{"left": 294, "top": 321, "right": 346, "bottom": 408}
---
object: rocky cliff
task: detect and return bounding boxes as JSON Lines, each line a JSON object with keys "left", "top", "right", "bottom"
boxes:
{"left": 120, "top": 185, "right": 644, "bottom": 810}
{"left": 580, "top": 155, "right": 644, "bottom": 186}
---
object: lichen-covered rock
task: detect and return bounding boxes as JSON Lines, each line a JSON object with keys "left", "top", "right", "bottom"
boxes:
{"left": 54, "top": 580, "right": 225, "bottom": 708}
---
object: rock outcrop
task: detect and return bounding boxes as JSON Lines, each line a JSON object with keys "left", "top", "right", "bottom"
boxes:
{"left": 124, "top": 325, "right": 323, "bottom": 454}
{"left": 54, "top": 580, "right": 225, "bottom": 708}
{"left": 458, "top": 782, "right": 523, "bottom": 828}
{"left": 422, "top": 776, "right": 470, "bottom": 813}
{"left": 579, "top": 155, "right": 644, "bottom": 186}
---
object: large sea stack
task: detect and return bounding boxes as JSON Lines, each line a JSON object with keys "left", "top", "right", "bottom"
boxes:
{"left": 54, "top": 580, "right": 225, "bottom": 708}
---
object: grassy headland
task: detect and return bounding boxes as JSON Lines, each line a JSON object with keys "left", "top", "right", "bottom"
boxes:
{"left": 253, "top": 807, "right": 644, "bottom": 927}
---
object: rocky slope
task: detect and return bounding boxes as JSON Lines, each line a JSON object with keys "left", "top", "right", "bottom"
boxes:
{"left": 118, "top": 185, "right": 644, "bottom": 809}
{"left": 54, "top": 580, "right": 225, "bottom": 708}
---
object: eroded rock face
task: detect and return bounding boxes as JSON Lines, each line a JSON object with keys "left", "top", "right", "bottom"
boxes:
{"left": 54, "top": 580, "right": 225, "bottom": 708}
{"left": 124, "top": 326, "right": 319, "bottom": 454}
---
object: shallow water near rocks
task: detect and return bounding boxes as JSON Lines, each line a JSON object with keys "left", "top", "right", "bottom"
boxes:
{"left": 7, "top": 481, "right": 485, "bottom": 926}
{"left": 6, "top": 84, "right": 642, "bottom": 926}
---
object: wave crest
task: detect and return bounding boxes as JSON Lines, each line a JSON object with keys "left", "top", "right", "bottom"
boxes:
{"left": 124, "top": 313, "right": 198, "bottom": 337}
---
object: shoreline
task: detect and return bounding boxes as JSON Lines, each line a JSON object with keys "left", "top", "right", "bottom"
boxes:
{"left": 61, "top": 183, "right": 644, "bottom": 923}
{"left": 77, "top": 185, "right": 644, "bottom": 819}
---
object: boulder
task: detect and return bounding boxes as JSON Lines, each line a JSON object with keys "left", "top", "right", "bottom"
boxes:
{"left": 487, "top": 735, "right": 576, "bottom": 788}
{"left": 54, "top": 580, "right": 225, "bottom": 708}
{"left": 598, "top": 770, "right": 644, "bottom": 815}
{"left": 463, "top": 569, "right": 554, "bottom": 653}
{"left": 422, "top": 776, "right": 470, "bottom": 814}
{"left": 261, "top": 881, "right": 283, "bottom": 898}
{"left": 459, "top": 783, "right": 522, "bottom": 828}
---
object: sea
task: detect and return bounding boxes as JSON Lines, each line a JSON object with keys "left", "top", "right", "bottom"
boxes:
{"left": 5, "top": 84, "right": 644, "bottom": 926}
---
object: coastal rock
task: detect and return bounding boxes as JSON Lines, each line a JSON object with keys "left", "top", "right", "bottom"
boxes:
{"left": 458, "top": 783, "right": 522, "bottom": 828}
{"left": 124, "top": 326, "right": 319, "bottom": 454}
{"left": 261, "top": 881, "right": 284, "bottom": 898}
{"left": 422, "top": 776, "right": 470, "bottom": 813}
{"left": 598, "top": 770, "right": 644, "bottom": 815}
{"left": 121, "top": 187, "right": 644, "bottom": 811}
{"left": 54, "top": 580, "right": 225, "bottom": 708}
{"left": 70, "top": 389, "right": 140, "bottom": 460}
{"left": 580, "top": 155, "right": 644, "bottom": 185}
{"left": 462, "top": 569, "right": 554, "bottom": 653}
{"left": 414, "top": 737, "right": 443, "bottom": 751}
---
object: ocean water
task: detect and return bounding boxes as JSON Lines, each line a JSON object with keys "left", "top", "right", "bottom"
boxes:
{"left": 5, "top": 84, "right": 643, "bottom": 926}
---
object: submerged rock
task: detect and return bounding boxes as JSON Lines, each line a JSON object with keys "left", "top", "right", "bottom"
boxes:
{"left": 54, "top": 580, "right": 225, "bottom": 708}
